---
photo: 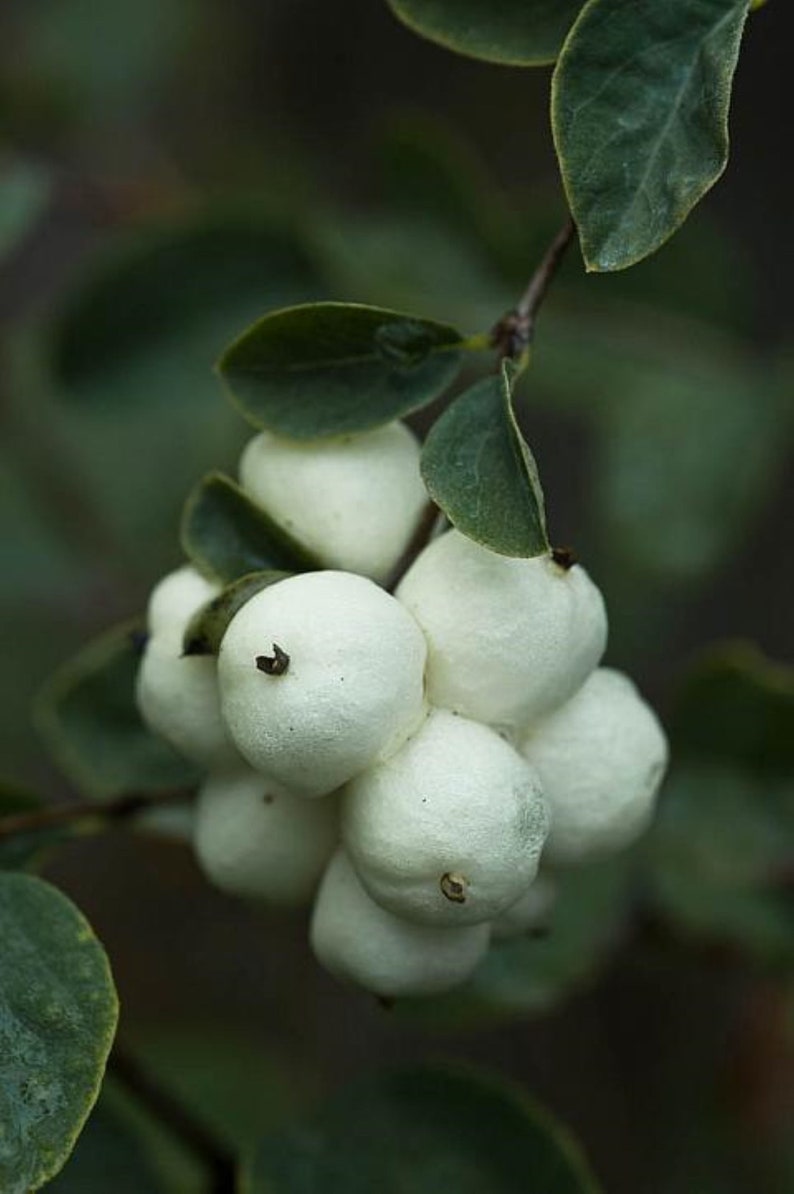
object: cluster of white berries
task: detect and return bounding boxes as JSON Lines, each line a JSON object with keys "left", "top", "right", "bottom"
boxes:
{"left": 136, "top": 420, "right": 669, "bottom": 999}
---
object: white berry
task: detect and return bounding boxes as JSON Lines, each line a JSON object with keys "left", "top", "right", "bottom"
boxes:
{"left": 239, "top": 422, "right": 427, "bottom": 583}
{"left": 146, "top": 565, "right": 218, "bottom": 650}
{"left": 136, "top": 642, "right": 238, "bottom": 771}
{"left": 310, "top": 850, "right": 490, "bottom": 998}
{"left": 396, "top": 530, "right": 607, "bottom": 731}
{"left": 342, "top": 708, "right": 548, "bottom": 927}
{"left": 194, "top": 767, "right": 338, "bottom": 905}
{"left": 137, "top": 567, "right": 237, "bottom": 770}
{"left": 218, "top": 571, "right": 427, "bottom": 798}
{"left": 520, "top": 668, "right": 669, "bottom": 865}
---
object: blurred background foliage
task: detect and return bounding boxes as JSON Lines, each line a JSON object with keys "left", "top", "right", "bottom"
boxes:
{"left": 0, "top": 1, "right": 791, "bottom": 1191}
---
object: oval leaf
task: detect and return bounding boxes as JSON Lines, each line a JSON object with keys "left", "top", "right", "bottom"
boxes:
{"left": 0, "top": 873, "right": 118, "bottom": 1193}
{"left": 245, "top": 1064, "right": 601, "bottom": 1194}
{"left": 218, "top": 302, "right": 464, "bottom": 439}
{"left": 421, "top": 363, "right": 549, "bottom": 557}
{"left": 552, "top": 0, "right": 749, "bottom": 271}
{"left": 181, "top": 472, "right": 318, "bottom": 584}
{"left": 35, "top": 620, "right": 198, "bottom": 800}
{"left": 387, "top": 0, "right": 585, "bottom": 66}
{"left": 183, "top": 570, "right": 292, "bottom": 657}
{"left": 51, "top": 213, "right": 322, "bottom": 409}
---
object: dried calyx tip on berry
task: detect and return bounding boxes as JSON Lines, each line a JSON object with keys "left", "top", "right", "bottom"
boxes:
{"left": 440, "top": 872, "right": 468, "bottom": 904}
{"left": 551, "top": 546, "right": 576, "bottom": 570}
{"left": 256, "top": 643, "right": 290, "bottom": 676}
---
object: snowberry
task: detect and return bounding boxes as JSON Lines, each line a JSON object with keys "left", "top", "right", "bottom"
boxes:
{"left": 239, "top": 422, "right": 427, "bottom": 583}
{"left": 491, "top": 874, "right": 558, "bottom": 940}
{"left": 520, "top": 668, "right": 669, "bottom": 865}
{"left": 342, "top": 708, "right": 548, "bottom": 928}
{"left": 137, "top": 567, "right": 238, "bottom": 770}
{"left": 310, "top": 850, "right": 490, "bottom": 997}
{"left": 194, "top": 767, "right": 338, "bottom": 905}
{"left": 217, "top": 570, "right": 427, "bottom": 798}
{"left": 146, "top": 564, "right": 219, "bottom": 649}
{"left": 396, "top": 530, "right": 607, "bottom": 731}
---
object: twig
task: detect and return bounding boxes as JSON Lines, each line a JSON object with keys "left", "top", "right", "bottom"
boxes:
{"left": 110, "top": 1047, "right": 237, "bottom": 1194}
{"left": 491, "top": 216, "right": 577, "bottom": 361}
{"left": 385, "top": 499, "right": 445, "bottom": 592}
{"left": 0, "top": 787, "right": 192, "bottom": 842}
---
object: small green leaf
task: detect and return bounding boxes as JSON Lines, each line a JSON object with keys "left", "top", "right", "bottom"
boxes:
{"left": 552, "top": 0, "right": 749, "bottom": 271}
{"left": 183, "top": 570, "right": 292, "bottom": 656}
{"left": 181, "top": 472, "right": 318, "bottom": 585}
{"left": 218, "top": 302, "right": 464, "bottom": 439}
{"left": 421, "top": 362, "right": 549, "bottom": 557}
{"left": 387, "top": 0, "right": 585, "bottom": 65}
{"left": 402, "top": 859, "right": 632, "bottom": 1030}
{"left": 245, "top": 1064, "right": 601, "bottom": 1193}
{"left": 35, "top": 619, "right": 198, "bottom": 800}
{"left": 0, "top": 873, "right": 118, "bottom": 1193}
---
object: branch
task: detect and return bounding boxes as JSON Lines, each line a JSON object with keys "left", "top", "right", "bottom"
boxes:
{"left": 0, "top": 787, "right": 192, "bottom": 842}
{"left": 110, "top": 1046, "right": 237, "bottom": 1194}
{"left": 491, "top": 216, "right": 577, "bottom": 361}
{"left": 385, "top": 499, "right": 445, "bottom": 592}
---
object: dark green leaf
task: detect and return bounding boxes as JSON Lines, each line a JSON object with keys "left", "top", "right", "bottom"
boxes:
{"left": 647, "top": 764, "right": 794, "bottom": 965}
{"left": 35, "top": 619, "right": 199, "bottom": 800}
{"left": 0, "top": 873, "right": 118, "bottom": 1193}
{"left": 46, "top": 1098, "right": 165, "bottom": 1194}
{"left": 245, "top": 1064, "right": 601, "bottom": 1194}
{"left": 181, "top": 473, "right": 317, "bottom": 585}
{"left": 402, "top": 859, "right": 631, "bottom": 1030}
{"left": 552, "top": 0, "right": 749, "bottom": 271}
{"left": 51, "top": 212, "right": 321, "bottom": 408}
{"left": 387, "top": 0, "right": 584, "bottom": 65}
{"left": 183, "top": 571, "right": 292, "bottom": 656}
{"left": 668, "top": 642, "right": 794, "bottom": 774}
{"left": 0, "top": 161, "right": 50, "bottom": 264}
{"left": 43, "top": 211, "right": 323, "bottom": 563}
{"left": 530, "top": 308, "right": 786, "bottom": 589}
{"left": 647, "top": 646, "right": 794, "bottom": 965}
{"left": 218, "top": 302, "right": 464, "bottom": 439}
{"left": 421, "top": 363, "right": 549, "bottom": 557}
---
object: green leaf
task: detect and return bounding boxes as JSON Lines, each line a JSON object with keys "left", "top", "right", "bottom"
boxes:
{"left": 183, "top": 571, "right": 292, "bottom": 656}
{"left": 245, "top": 1064, "right": 602, "bottom": 1194}
{"left": 647, "top": 645, "right": 794, "bottom": 965}
{"left": 402, "top": 859, "right": 632, "bottom": 1030}
{"left": 529, "top": 308, "right": 787, "bottom": 590}
{"left": 0, "top": 873, "right": 118, "bottom": 1193}
{"left": 421, "top": 363, "right": 549, "bottom": 557}
{"left": 0, "top": 161, "right": 50, "bottom": 264}
{"left": 218, "top": 302, "right": 464, "bottom": 439}
{"left": 181, "top": 473, "right": 317, "bottom": 585}
{"left": 35, "top": 619, "right": 199, "bottom": 800}
{"left": 552, "top": 0, "right": 749, "bottom": 271}
{"left": 51, "top": 212, "right": 321, "bottom": 410}
{"left": 387, "top": 0, "right": 585, "bottom": 65}
{"left": 668, "top": 642, "right": 794, "bottom": 774}
{"left": 43, "top": 211, "right": 323, "bottom": 563}
{"left": 46, "top": 1098, "right": 165, "bottom": 1194}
